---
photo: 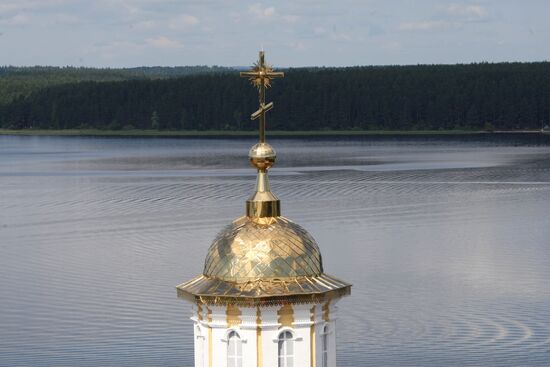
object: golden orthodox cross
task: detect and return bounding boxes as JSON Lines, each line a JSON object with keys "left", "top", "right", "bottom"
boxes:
{"left": 240, "top": 51, "right": 284, "bottom": 142}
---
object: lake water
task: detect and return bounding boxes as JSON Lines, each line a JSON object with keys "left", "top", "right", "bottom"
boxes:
{"left": 1, "top": 134, "right": 550, "bottom": 367}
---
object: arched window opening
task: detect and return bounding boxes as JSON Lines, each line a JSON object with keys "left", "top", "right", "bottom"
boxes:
{"left": 278, "top": 330, "right": 294, "bottom": 367}
{"left": 227, "top": 330, "right": 242, "bottom": 367}
{"left": 322, "top": 324, "right": 329, "bottom": 367}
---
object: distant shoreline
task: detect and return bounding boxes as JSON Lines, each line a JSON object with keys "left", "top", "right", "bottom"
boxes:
{"left": 1, "top": 129, "right": 548, "bottom": 138}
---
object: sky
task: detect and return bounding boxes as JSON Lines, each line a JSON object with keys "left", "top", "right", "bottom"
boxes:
{"left": 0, "top": 0, "right": 548, "bottom": 67}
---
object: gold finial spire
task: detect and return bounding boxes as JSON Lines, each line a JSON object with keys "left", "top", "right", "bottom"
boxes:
{"left": 240, "top": 51, "right": 284, "bottom": 218}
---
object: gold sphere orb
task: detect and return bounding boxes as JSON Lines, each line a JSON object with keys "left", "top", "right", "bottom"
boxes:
{"left": 249, "top": 142, "right": 276, "bottom": 170}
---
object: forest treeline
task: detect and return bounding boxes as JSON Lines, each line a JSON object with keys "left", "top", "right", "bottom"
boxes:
{"left": 1, "top": 62, "right": 549, "bottom": 131}
{"left": 0, "top": 65, "right": 229, "bottom": 104}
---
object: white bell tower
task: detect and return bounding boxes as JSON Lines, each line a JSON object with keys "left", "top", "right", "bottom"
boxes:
{"left": 176, "top": 50, "right": 351, "bottom": 367}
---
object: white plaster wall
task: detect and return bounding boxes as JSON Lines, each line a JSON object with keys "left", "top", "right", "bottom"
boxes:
{"left": 310, "top": 302, "right": 339, "bottom": 367}
{"left": 240, "top": 307, "right": 258, "bottom": 367}
{"left": 259, "top": 306, "right": 280, "bottom": 367}
{"left": 193, "top": 322, "right": 205, "bottom": 367}
{"left": 329, "top": 302, "right": 340, "bottom": 367}
{"left": 210, "top": 305, "right": 227, "bottom": 367}
{"left": 293, "top": 304, "right": 314, "bottom": 367}
{"left": 313, "top": 305, "right": 324, "bottom": 366}
{"left": 328, "top": 320, "right": 337, "bottom": 367}
{"left": 191, "top": 304, "right": 207, "bottom": 367}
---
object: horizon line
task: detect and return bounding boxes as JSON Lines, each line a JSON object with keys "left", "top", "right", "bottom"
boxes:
{"left": 2, "top": 60, "right": 550, "bottom": 70}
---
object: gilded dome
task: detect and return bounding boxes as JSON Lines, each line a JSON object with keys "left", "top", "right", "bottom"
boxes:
{"left": 203, "top": 216, "right": 323, "bottom": 282}
{"left": 177, "top": 214, "right": 350, "bottom": 304}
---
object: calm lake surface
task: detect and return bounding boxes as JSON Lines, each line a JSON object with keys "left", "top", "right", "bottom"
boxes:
{"left": 1, "top": 134, "right": 550, "bottom": 366}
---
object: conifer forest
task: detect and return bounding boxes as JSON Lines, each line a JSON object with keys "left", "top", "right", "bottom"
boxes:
{"left": 1, "top": 62, "right": 549, "bottom": 131}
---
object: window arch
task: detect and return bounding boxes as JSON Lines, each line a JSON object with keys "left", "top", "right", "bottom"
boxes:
{"left": 322, "top": 324, "right": 329, "bottom": 367}
{"left": 227, "top": 330, "right": 242, "bottom": 367}
{"left": 278, "top": 330, "right": 294, "bottom": 367}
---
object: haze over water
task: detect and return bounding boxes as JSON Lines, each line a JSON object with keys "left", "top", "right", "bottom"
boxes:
{"left": 1, "top": 135, "right": 550, "bottom": 366}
